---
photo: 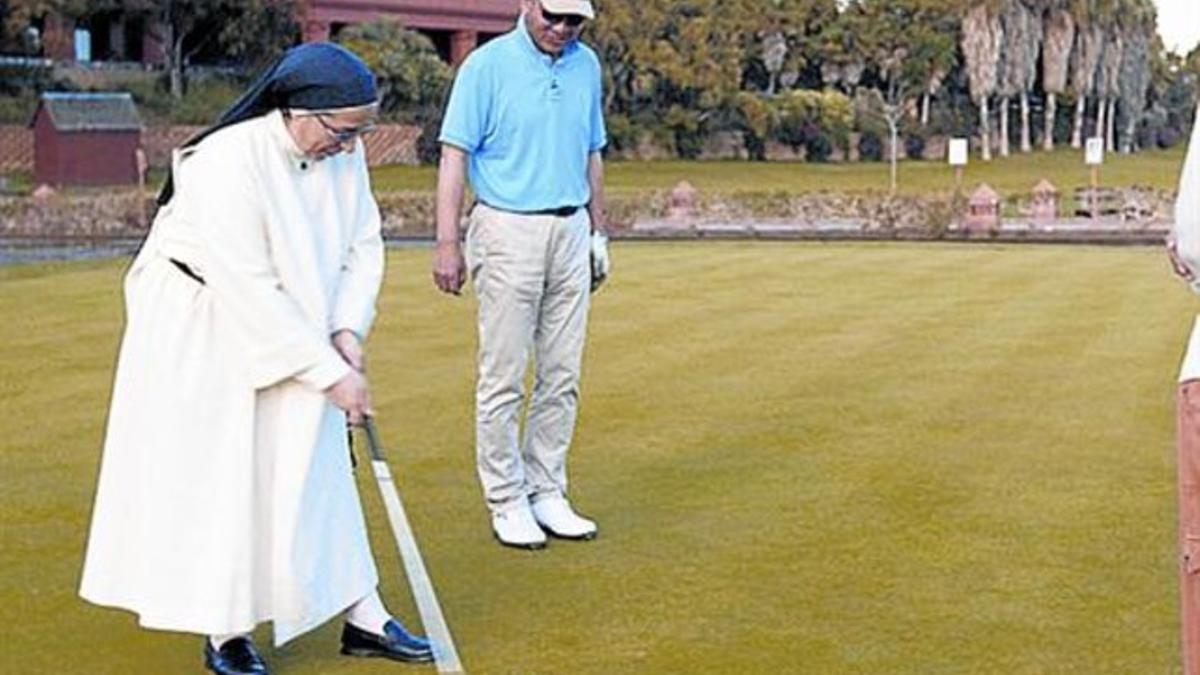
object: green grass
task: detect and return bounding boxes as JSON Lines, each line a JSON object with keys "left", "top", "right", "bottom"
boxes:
{"left": 370, "top": 146, "right": 1187, "bottom": 198}
{"left": 1, "top": 243, "right": 1194, "bottom": 673}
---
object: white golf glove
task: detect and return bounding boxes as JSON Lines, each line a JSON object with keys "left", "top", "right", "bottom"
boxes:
{"left": 590, "top": 230, "right": 610, "bottom": 293}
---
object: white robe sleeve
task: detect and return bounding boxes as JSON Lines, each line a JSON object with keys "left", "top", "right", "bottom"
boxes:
{"left": 185, "top": 147, "right": 350, "bottom": 392}
{"left": 1174, "top": 107, "right": 1200, "bottom": 294}
{"left": 330, "top": 151, "right": 385, "bottom": 339}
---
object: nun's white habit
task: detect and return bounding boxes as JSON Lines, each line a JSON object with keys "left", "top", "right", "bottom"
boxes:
{"left": 79, "top": 108, "right": 384, "bottom": 646}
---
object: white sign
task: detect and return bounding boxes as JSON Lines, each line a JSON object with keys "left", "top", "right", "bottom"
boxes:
{"left": 1085, "top": 137, "right": 1105, "bottom": 166}
{"left": 948, "top": 138, "right": 969, "bottom": 167}
{"left": 73, "top": 28, "right": 91, "bottom": 62}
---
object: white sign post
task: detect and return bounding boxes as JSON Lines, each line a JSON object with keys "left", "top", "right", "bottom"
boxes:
{"left": 1085, "top": 137, "right": 1104, "bottom": 221}
{"left": 948, "top": 138, "right": 969, "bottom": 194}
{"left": 1085, "top": 137, "right": 1105, "bottom": 166}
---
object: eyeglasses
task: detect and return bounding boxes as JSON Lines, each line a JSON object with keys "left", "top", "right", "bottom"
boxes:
{"left": 313, "top": 113, "right": 377, "bottom": 144}
{"left": 540, "top": 6, "right": 586, "bottom": 28}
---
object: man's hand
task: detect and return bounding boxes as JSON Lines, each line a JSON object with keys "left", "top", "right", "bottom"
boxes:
{"left": 590, "top": 230, "right": 610, "bottom": 292}
{"left": 326, "top": 369, "right": 372, "bottom": 426}
{"left": 332, "top": 329, "right": 365, "bottom": 372}
{"left": 433, "top": 239, "right": 467, "bottom": 295}
{"left": 1169, "top": 238, "right": 1196, "bottom": 284}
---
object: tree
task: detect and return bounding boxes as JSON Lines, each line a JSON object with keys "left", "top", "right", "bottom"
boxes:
{"left": 817, "top": 0, "right": 869, "bottom": 93}
{"left": 2, "top": 0, "right": 104, "bottom": 55}
{"left": 1096, "top": 21, "right": 1123, "bottom": 150}
{"left": 1068, "top": 8, "right": 1104, "bottom": 147}
{"left": 910, "top": 0, "right": 959, "bottom": 127}
{"left": 996, "top": 0, "right": 1042, "bottom": 155}
{"left": 961, "top": 3, "right": 1003, "bottom": 160}
{"left": 337, "top": 19, "right": 449, "bottom": 117}
{"left": 1115, "top": 0, "right": 1154, "bottom": 153}
{"left": 589, "top": 0, "right": 747, "bottom": 156}
{"left": 120, "top": 0, "right": 298, "bottom": 99}
{"left": 1041, "top": 2, "right": 1075, "bottom": 150}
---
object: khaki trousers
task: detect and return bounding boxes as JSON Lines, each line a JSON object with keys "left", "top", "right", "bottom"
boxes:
{"left": 1181, "top": 381, "right": 1200, "bottom": 674}
{"left": 466, "top": 203, "right": 591, "bottom": 512}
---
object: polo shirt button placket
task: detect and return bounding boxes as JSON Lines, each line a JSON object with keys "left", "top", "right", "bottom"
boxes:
{"left": 549, "top": 62, "right": 562, "bottom": 102}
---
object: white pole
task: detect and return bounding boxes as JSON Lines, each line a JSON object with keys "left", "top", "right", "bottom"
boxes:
{"left": 365, "top": 419, "right": 464, "bottom": 673}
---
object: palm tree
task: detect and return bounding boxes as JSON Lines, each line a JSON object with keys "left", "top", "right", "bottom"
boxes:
{"left": 1068, "top": 2, "right": 1104, "bottom": 148}
{"left": 1041, "top": 2, "right": 1075, "bottom": 150}
{"left": 962, "top": 2, "right": 1004, "bottom": 160}
{"left": 1116, "top": 0, "right": 1155, "bottom": 153}
{"left": 1097, "top": 25, "right": 1123, "bottom": 150}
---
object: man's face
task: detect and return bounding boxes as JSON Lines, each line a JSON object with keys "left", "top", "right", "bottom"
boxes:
{"left": 522, "top": 0, "right": 586, "bottom": 56}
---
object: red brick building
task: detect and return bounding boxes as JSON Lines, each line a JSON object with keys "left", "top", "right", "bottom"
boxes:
{"left": 18, "top": 1, "right": 520, "bottom": 66}
{"left": 299, "top": 0, "right": 519, "bottom": 64}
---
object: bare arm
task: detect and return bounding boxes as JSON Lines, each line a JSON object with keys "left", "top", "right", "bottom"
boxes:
{"left": 433, "top": 144, "right": 468, "bottom": 295}
{"left": 587, "top": 151, "right": 608, "bottom": 235}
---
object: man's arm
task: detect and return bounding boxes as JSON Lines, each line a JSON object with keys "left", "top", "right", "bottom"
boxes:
{"left": 587, "top": 151, "right": 611, "bottom": 292}
{"left": 433, "top": 144, "right": 468, "bottom": 295}
{"left": 587, "top": 151, "right": 608, "bottom": 235}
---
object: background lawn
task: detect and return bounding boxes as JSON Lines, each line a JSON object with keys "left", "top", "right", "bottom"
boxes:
{"left": 370, "top": 146, "right": 1187, "bottom": 198}
{"left": 1, "top": 242, "right": 1196, "bottom": 673}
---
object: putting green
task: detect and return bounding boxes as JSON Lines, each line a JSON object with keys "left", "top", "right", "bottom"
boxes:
{"left": 0, "top": 242, "right": 1193, "bottom": 673}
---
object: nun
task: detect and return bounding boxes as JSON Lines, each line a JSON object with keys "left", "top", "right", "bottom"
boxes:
{"left": 1170, "top": 106, "right": 1200, "bottom": 674}
{"left": 79, "top": 43, "right": 432, "bottom": 674}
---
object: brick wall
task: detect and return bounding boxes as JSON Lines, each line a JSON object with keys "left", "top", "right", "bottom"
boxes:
{"left": 141, "top": 124, "right": 421, "bottom": 169}
{"left": 1, "top": 122, "right": 422, "bottom": 174}
{"left": 363, "top": 124, "right": 421, "bottom": 167}
{"left": 0, "top": 126, "right": 33, "bottom": 172}
{"left": 142, "top": 126, "right": 204, "bottom": 168}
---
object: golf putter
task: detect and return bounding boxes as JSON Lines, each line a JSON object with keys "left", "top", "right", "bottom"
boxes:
{"left": 362, "top": 416, "right": 465, "bottom": 674}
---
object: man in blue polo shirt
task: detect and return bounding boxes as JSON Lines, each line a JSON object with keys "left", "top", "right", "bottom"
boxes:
{"left": 433, "top": 0, "right": 610, "bottom": 550}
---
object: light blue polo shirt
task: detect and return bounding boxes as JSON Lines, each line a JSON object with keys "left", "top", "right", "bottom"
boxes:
{"left": 438, "top": 17, "right": 607, "bottom": 212}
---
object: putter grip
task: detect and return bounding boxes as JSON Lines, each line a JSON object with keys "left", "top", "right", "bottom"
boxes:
{"left": 363, "top": 416, "right": 386, "bottom": 462}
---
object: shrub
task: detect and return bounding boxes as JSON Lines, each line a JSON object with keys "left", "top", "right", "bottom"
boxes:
{"left": 605, "top": 114, "right": 640, "bottom": 154}
{"left": 804, "top": 126, "right": 834, "bottom": 163}
{"left": 414, "top": 106, "right": 444, "bottom": 165}
{"left": 1157, "top": 126, "right": 1184, "bottom": 149}
{"left": 663, "top": 105, "right": 704, "bottom": 159}
{"left": 905, "top": 133, "right": 927, "bottom": 160}
{"left": 858, "top": 131, "right": 884, "bottom": 162}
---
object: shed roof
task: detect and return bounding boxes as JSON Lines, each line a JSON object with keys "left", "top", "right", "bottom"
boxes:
{"left": 1032, "top": 179, "right": 1059, "bottom": 195}
{"left": 969, "top": 183, "right": 1000, "bottom": 204}
{"left": 32, "top": 92, "right": 142, "bottom": 132}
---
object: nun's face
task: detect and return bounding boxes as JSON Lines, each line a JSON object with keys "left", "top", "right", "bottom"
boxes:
{"left": 287, "top": 106, "right": 379, "bottom": 160}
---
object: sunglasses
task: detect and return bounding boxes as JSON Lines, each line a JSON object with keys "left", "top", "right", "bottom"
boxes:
{"left": 313, "top": 113, "right": 377, "bottom": 143}
{"left": 540, "top": 6, "right": 586, "bottom": 28}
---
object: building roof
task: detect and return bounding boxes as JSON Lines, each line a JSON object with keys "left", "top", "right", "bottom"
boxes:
{"left": 306, "top": 0, "right": 519, "bottom": 33}
{"left": 33, "top": 92, "right": 142, "bottom": 132}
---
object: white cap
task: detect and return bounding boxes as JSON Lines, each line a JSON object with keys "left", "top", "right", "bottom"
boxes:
{"left": 540, "top": 0, "right": 595, "bottom": 19}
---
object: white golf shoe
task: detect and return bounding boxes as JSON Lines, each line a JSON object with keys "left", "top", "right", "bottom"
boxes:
{"left": 491, "top": 502, "right": 547, "bottom": 550}
{"left": 531, "top": 496, "right": 597, "bottom": 540}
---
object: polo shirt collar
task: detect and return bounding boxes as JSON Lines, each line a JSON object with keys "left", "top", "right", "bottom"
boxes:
{"left": 516, "top": 14, "right": 579, "bottom": 64}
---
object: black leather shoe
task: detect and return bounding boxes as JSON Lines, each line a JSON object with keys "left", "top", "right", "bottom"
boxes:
{"left": 204, "top": 637, "right": 270, "bottom": 675}
{"left": 340, "top": 619, "right": 434, "bottom": 663}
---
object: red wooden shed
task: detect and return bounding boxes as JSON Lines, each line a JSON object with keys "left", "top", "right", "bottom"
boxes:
{"left": 32, "top": 92, "right": 142, "bottom": 187}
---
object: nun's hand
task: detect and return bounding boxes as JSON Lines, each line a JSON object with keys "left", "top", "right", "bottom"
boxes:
{"left": 433, "top": 240, "right": 466, "bottom": 295}
{"left": 326, "top": 370, "right": 373, "bottom": 426}
{"left": 332, "top": 329, "right": 365, "bottom": 372}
